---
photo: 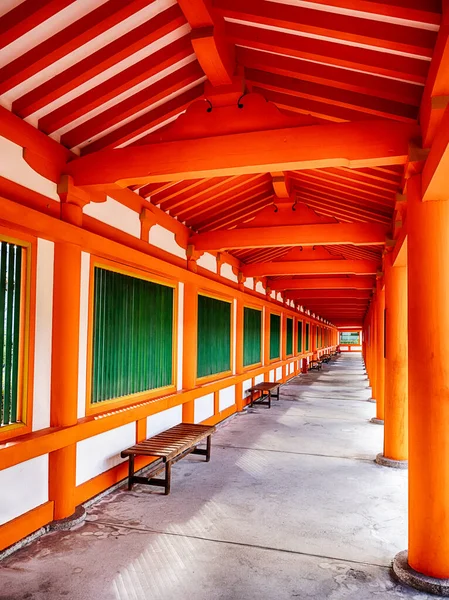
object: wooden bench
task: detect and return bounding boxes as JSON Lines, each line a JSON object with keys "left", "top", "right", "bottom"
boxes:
{"left": 321, "top": 354, "right": 331, "bottom": 363}
{"left": 247, "top": 382, "right": 281, "bottom": 409}
{"left": 121, "top": 423, "right": 215, "bottom": 495}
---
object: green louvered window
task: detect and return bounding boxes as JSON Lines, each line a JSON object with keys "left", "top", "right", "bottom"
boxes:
{"left": 197, "top": 294, "right": 231, "bottom": 378}
{"left": 92, "top": 267, "right": 174, "bottom": 404}
{"left": 1, "top": 241, "right": 23, "bottom": 427}
{"left": 305, "top": 322, "right": 310, "bottom": 351}
{"left": 286, "top": 317, "right": 293, "bottom": 356}
{"left": 243, "top": 307, "right": 262, "bottom": 367}
{"left": 269, "top": 313, "right": 281, "bottom": 360}
{"left": 297, "top": 321, "right": 303, "bottom": 353}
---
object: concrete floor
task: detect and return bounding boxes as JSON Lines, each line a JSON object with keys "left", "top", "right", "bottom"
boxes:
{"left": 1, "top": 354, "right": 441, "bottom": 599}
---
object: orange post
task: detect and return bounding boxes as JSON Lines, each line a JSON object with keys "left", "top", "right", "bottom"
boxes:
{"left": 182, "top": 282, "right": 197, "bottom": 423}
{"left": 49, "top": 242, "right": 81, "bottom": 521}
{"left": 235, "top": 298, "right": 244, "bottom": 411}
{"left": 376, "top": 252, "right": 408, "bottom": 467}
{"left": 404, "top": 175, "right": 449, "bottom": 579}
{"left": 369, "top": 294, "right": 378, "bottom": 403}
{"left": 374, "top": 278, "right": 385, "bottom": 422}
{"left": 263, "top": 308, "right": 270, "bottom": 366}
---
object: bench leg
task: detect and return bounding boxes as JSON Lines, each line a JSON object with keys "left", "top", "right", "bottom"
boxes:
{"left": 165, "top": 461, "right": 172, "bottom": 495}
{"left": 268, "top": 391, "right": 271, "bottom": 409}
{"left": 206, "top": 434, "right": 211, "bottom": 462}
{"left": 128, "top": 455, "right": 135, "bottom": 491}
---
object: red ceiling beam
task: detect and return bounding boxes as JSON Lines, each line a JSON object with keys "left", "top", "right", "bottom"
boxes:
{"left": 293, "top": 0, "right": 441, "bottom": 26}
{"left": 80, "top": 83, "right": 205, "bottom": 154}
{"left": 215, "top": 0, "right": 436, "bottom": 57}
{"left": 38, "top": 36, "right": 193, "bottom": 135}
{"left": 242, "top": 260, "right": 379, "bottom": 278}
{"left": 285, "top": 290, "right": 371, "bottom": 299}
{"left": 169, "top": 174, "right": 263, "bottom": 215}
{"left": 226, "top": 21, "right": 429, "bottom": 84}
{"left": 177, "top": 0, "right": 234, "bottom": 86}
{"left": 252, "top": 86, "right": 375, "bottom": 123}
{"left": 268, "top": 277, "right": 375, "bottom": 291}
{"left": 64, "top": 119, "right": 418, "bottom": 186}
{"left": 197, "top": 196, "right": 273, "bottom": 231}
{"left": 61, "top": 61, "right": 204, "bottom": 149}
{"left": 14, "top": 5, "right": 187, "bottom": 119}
{"left": 0, "top": 0, "right": 154, "bottom": 94}
{"left": 177, "top": 176, "right": 270, "bottom": 219}
{"left": 0, "top": 0, "right": 76, "bottom": 50}
{"left": 189, "top": 222, "right": 388, "bottom": 251}
{"left": 420, "top": 9, "right": 449, "bottom": 147}
{"left": 236, "top": 47, "right": 422, "bottom": 107}
{"left": 246, "top": 68, "right": 417, "bottom": 122}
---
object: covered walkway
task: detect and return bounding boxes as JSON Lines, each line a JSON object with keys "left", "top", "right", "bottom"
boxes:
{"left": 1, "top": 354, "right": 421, "bottom": 599}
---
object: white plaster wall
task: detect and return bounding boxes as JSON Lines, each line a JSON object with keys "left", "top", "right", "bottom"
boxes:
{"left": 194, "top": 393, "right": 214, "bottom": 424}
{"left": 243, "top": 378, "right": 252, "bottom": 397}
{"left": 270, "top": 290, "right": 275, "bottom": 299}
{"left": 76, "top": 423, "right": 135, "bottom": 486}
{"left": 0, "top": 136, "right": 59, "bottom": 200}
{"left": 221, "top": 263, "right": 238, "bottom": 283}
{"left": 0, "top": 455, "right": 49, "bottom": 525}
{"left": 196, "top": 252, "right": 216, "bottom": 272}
{"left": 244, "top": 277, "right": 254, "bottom": 289}
{"left": 146, "top": 405, "right": 182, "bottom": 437}
{"left": 256, "top": 281, "right": 265, "bottom": 295}
{"left": 277, "top": 292, "right": 282, "bottom": 302}
{"left": 255, "top": 374, "right": 264, "bottom": 385}
{"left": 84, "top": 197, "right": 140, "bottom": 238}
{"left": 177, "top": 282, "right": 184, "bottom": 391}
{"left": 32, "top": 239, "right": 54, "bottom": 431}
{"left": 219, "top": 385, "right": 235, "bottom": 411}
{"left": 77, "top": 252, "right": 90, "bottom": 419}
{"left": 150, "top": 224, "right": 186, "bottom": 259}
{"left": 276, "top": 367, "right": 283, "bottom": 381}
{"left": 269, "top": 369, "right": 275, "bottom": 382}
{"left": 289, "top": 362, "right": 294, "bottom": 375}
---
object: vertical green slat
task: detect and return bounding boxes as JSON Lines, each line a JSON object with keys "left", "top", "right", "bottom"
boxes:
{"left": 269, "top": 314, "right": 281, "bottom": 360}
{"left": 297, "top": 321, "right": 303, "bottom": 353}
{"left": 0, "top": 242, "right": 6, "bottom": 425}
{"left": 4, "top": 245, "right": 15, "bottom": 424}
{"left": 10, "top": 246, "right": 22, "bottom": 423}
{"left": 243, "top": 307, "right": 262, "bottom": 367}
{"left": 197, "top": 295, "right": 231, "bottom": 378}
{"left": 91, "top": 268, "right": 174, "bottom": 403}
{"left": 286, "top": 318, "right": 293, "bottom": 356}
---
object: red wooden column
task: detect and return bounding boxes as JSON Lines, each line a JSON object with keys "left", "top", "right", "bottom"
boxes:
{"left": 182, "top": 282, "right": 198, "bottom": 423}
{"left": 235, "top": 298, "right": 244, "bottom": 411}
{"left": 371, "top": 278, "right": 385, "bottom": 423}
{"left": 49, "top": 242, "right": 81, "bottom": 521}
{"left": 368, "top": 294, "right": 378, "bottom": 403}
{"left": 394, "top": 174, "right": 449, "bottom": 590}
{"left": 376, "top": 252, "right": 408, "bottom": 468}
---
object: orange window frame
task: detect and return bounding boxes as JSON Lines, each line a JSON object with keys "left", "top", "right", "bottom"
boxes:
{"left": 0, "top": 227, "right": 36, "bottom": 442}
{"left": 85, "top": 256, "right": 178, "bottom": 416}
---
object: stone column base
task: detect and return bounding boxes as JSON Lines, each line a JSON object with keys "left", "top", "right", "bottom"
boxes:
{"left": 375, "top": 453, "right": 407, "bottom": 469}
{"left": 393, "top": 550, "right": 449, "bottom": 597}
{"left": 370, "top": 417, "right": 384, "bottom": 425}
{"left": 367, "top": 398, "right": 376, "bottom": 403}
{"left": 50, "top": 506, "right": 86, "bottom": 531}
